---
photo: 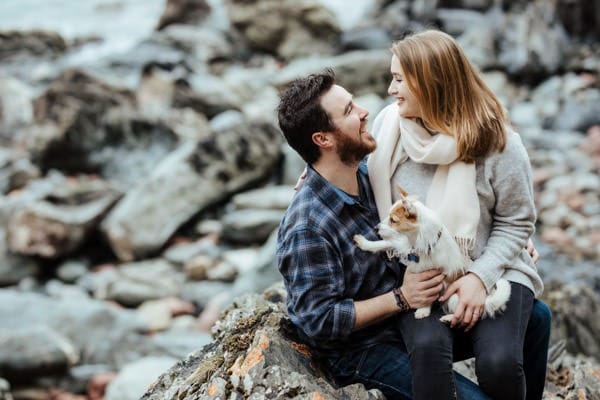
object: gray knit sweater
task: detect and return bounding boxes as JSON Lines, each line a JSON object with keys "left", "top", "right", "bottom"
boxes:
{"left": 372, "top": 118, "right": 544, "bottom": 298}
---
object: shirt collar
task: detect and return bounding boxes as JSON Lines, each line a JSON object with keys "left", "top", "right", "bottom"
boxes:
{"left": 304, "top": 161, "right": 370, "bottom": 214}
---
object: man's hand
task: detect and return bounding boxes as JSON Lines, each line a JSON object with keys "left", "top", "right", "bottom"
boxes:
{"left": 439, "top": 273, "right": 486, "bottom": 331}
{"left": 401, "top": 268, "right": 445, "bottom": 309}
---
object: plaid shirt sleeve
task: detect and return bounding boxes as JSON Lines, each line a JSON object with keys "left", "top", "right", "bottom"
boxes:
{"left": 278, "top": 227, "right": 356, "bottom": 341}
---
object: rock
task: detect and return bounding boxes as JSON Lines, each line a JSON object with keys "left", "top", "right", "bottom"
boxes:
{"left": 6, "top": 176, "right": 120, "bottom": 258}
{"left": 150, "top": 331, "right": 212, "bottom": 359}
{"left": 0, "top": 229, "right": 39, "bottom": 287}
{"left": 175, "top": 73, "right": 242, "bottom": 118}
{"left": 141, "top": 286, "right": 385, "bottom": 399}
{"left": 225, "top": 0, "right": 341, "bottom": 60}
{"left": 0, "top": 74, "right": 34, "bottom": 140}
{"left": 163, "top": 238, "right": 221, "bottom": 266}
{"left": 272, "top": 49, "right": 391, "bottom": 96}
{"left": 180, "top": 281, "right": 234, "bottom": 311}
{"left": 87, "top": 371, "right": 118, "bottom": 400}
{"left": 142, "top": 285, "right": 600, "bottom": 399}
{"left": 27, "top": 69, "right": 181, "bottom": 188}
{"left": 155, "top": 0, "right": 211, "bottom": 31}
{"left": 98, "top": 259, "right": 184, "bottom": 307}
{"left": 0, "top": 151, "right": 40, "bottom": 195}
{"left": 337, "top": 27, "right": 391, "bottom": 52}
{"left": 555, "top": 0, "right": 600, "bottom": 41}
{"left": 101, "top": 111, "right": 282, "bottom": 261}
{"left": 0, "top": 325, "right": 79, "bottom": 382}
{"left": 56, "top": 259, "right": 90, "bottom": 284}
{"left": 105, "top": 357, "right": 178, "bottom": 400}
{"left": 543, "top": 282, "right": 600, "bottom": 359}
{"left": 221, "top": 209, "right": 284, "bottom": 244}
{"left": 0, "top": 30, "right": 67, "bottom": 61}
{"left": 0, "top": 378, "right": 13, "bottom": 400}
{"left": 497, "top": 1, "right": 569, "bottom": 81}
{"left": 231, "top": 186, "right": 295, "bottom": 210}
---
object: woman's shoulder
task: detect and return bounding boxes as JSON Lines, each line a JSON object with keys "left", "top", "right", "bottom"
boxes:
{"left": 488, "top": 128, "right": 529, "bottom": 163}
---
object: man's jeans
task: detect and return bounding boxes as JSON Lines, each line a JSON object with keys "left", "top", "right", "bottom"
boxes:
{"left": 322, "top": 300, "right": 551, "bottom": 400}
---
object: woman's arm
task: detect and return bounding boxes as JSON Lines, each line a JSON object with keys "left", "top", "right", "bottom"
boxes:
{"left": 468, "top": 132, "right": 536, "bottom": 292}
{"left": 440, "top": 133, "right": 536, "bottom": 330}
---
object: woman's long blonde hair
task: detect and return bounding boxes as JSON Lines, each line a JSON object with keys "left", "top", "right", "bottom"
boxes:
{"left": 392, "top": 30, "right": 507, "bottom": 163}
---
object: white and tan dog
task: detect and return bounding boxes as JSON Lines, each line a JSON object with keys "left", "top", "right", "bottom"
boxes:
{"left": 354, "top": 186, "right": 510, "bottom": 322}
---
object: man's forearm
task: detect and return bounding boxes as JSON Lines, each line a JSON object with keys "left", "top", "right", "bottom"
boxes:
{"left": 353, "top": 291, "right": 402, "bottom": 331}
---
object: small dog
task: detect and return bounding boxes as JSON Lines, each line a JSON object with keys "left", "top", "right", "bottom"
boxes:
{"left": 354, "top": 186, "right": 510, "bottom": 322}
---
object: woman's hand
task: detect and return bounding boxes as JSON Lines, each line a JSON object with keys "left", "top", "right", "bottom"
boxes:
{"left": 439, "top": 273, "right": 486, "bottom": 331}
{"left": 294, "top": 168, "right": 308, "bottom": 190}
{"left": 401, "top": 268, "right": 445, "bottom": 309}
{"left": 526, "top": 238, "right": 539, "bottom": 264}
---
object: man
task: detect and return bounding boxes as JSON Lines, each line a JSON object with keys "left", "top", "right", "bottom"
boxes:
{"left": 276, "top": 69, "right": 550, "bottom": 400}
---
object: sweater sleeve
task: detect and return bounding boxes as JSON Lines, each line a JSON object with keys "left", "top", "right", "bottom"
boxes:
{"left": 467, "top": 133, "right": 536, "bottom": 292}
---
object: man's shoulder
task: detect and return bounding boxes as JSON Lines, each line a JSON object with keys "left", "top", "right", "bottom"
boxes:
{"left": 280, "top": 184, "right": 329, "bottom": 234}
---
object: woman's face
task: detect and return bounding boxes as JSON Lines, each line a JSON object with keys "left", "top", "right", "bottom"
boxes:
{"left": 388, "top": 55, "right": 422, "bottom": 119}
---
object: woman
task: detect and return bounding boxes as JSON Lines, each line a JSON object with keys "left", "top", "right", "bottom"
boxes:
{"left": 368, "top": 30, "right": 545, "bottom": 400}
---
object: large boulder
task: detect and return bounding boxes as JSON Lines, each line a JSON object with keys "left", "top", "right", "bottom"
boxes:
{"left": 225, "top": 0, "right": 341, "bottom": 60}
{"left": 155, "top": 0, "right": 211, "bottom": 31}
{"left": 142, "top": 284, "right": 600, "bottom": 399}
{"left": 27, "top": 69, "right": 183, "bottom": 189}
{"left": 0, "top": 30, "right": 67, "bottom": 62}
{"left": 101, "top": 111, "right": 282, "bottom": 261}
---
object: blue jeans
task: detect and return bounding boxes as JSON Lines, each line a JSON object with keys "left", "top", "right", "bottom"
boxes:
{"left": 322, "top": 299, "right": 551, "bottom": 400}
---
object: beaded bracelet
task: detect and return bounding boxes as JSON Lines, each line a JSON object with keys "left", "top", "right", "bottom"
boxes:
{"left": 392, "top": 287, "right": 411, "bottom": 313}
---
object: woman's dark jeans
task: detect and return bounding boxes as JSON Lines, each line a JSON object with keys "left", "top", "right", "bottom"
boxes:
{"left": 323, "top": 289, "right": 550, "bottom": 400}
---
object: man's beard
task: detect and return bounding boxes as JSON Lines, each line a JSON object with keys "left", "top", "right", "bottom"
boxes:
{"left": 335, "top": 130, "right": 377, "bottom": 165}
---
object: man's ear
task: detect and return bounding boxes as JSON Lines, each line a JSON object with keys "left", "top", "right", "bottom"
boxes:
{"left": 312, "top": 131, "right": 333, "bottom": 148}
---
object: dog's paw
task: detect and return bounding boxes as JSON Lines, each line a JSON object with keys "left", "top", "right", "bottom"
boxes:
{"left": 414, "top": 308, "right": 431, "bottom": 319}
{"left": 353, "top": 235, "right": 366, "bottom": 248}
{"left": 439, "top": 314, "right": 453, "bottom": 324}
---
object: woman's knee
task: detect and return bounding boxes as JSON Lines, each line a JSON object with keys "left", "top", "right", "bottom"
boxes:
{"left": 476, "top": 350, "right": 524, "bottom": 383}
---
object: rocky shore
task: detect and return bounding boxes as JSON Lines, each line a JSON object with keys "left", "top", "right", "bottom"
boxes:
{"left": 0, "top": 0, "right": 599, "bottom": 399}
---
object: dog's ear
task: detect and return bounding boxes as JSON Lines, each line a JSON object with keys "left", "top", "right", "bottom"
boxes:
{"left": 396, "top": 185, "right": 409, "bottom": 198}
{"left": 401, "top": 198, "right": 417, "bottom": 220}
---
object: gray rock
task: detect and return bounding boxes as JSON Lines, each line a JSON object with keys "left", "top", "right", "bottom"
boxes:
{"left": 0, "top": 325, "right": 79, "bottom": 382}
{"left": 141, "top": 285, "right": 600, "bottom": 400}
{"left": 0, "top": 289, "right": 167, "bottom": 370}
{"left": 231, "top": 186, "right": 295, "bottom": 211}
{"left": 155, "top": 0, "right": 211, "bottom": 31}
{"left": 225, "top": 0, "right": 340, "bottom": 60}
{"left": 56, "top": 259, "right": 90, "bottom": 283}
{"left": 6, "top": 176, "right": 120, "bottom": 258}
{"left": 163, "top": 239, "right": 221, "bottom": 266}
{"left": 0, "top": 378, "right": 13, "bottom": 400}
{"left": 141, "top": 286, "right": 385, "bottom": 400}
{"left": 221, "top": 209, "right": 284, "bottom": 244}
{"left": 0, "top": 75, "right": 34, "bottom": 141}
{"left": 181, "top": 281, "right": 234, "bottom": 310}
{"left": 101, "top": 112, "right": 282, "bottom": 261}
{"left": 543, "top": 282, "right": 600, "bottom": 359}
{"left": 0, "top": 30, "right": 67, "bottom": 61}
{"left": 272, "top": 49, "right": 391, "bottom": 96}
{"left": 105, "top": 357, "right": 178, "bottom": 400}
{"left": 0, "top": 229, "right": 39, "bottom": 287}
{"left": 100, "top": 259, "right": 184, "bottom": 307}
{"left": 497, "top": 2, "right": 569, "bottom": 79}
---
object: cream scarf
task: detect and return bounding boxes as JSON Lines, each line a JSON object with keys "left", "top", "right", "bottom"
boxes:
{"left": 368, "top": 104, "right": 479, "bottom": 255}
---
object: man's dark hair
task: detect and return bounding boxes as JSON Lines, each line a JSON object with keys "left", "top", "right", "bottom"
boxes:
{"left": 277, "top": 69, "right": 337, "bottom": 164}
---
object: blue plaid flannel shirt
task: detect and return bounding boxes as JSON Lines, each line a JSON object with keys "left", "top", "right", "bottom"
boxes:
{"left": 277, "top": 162, "right": 405, "bottom": 357}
